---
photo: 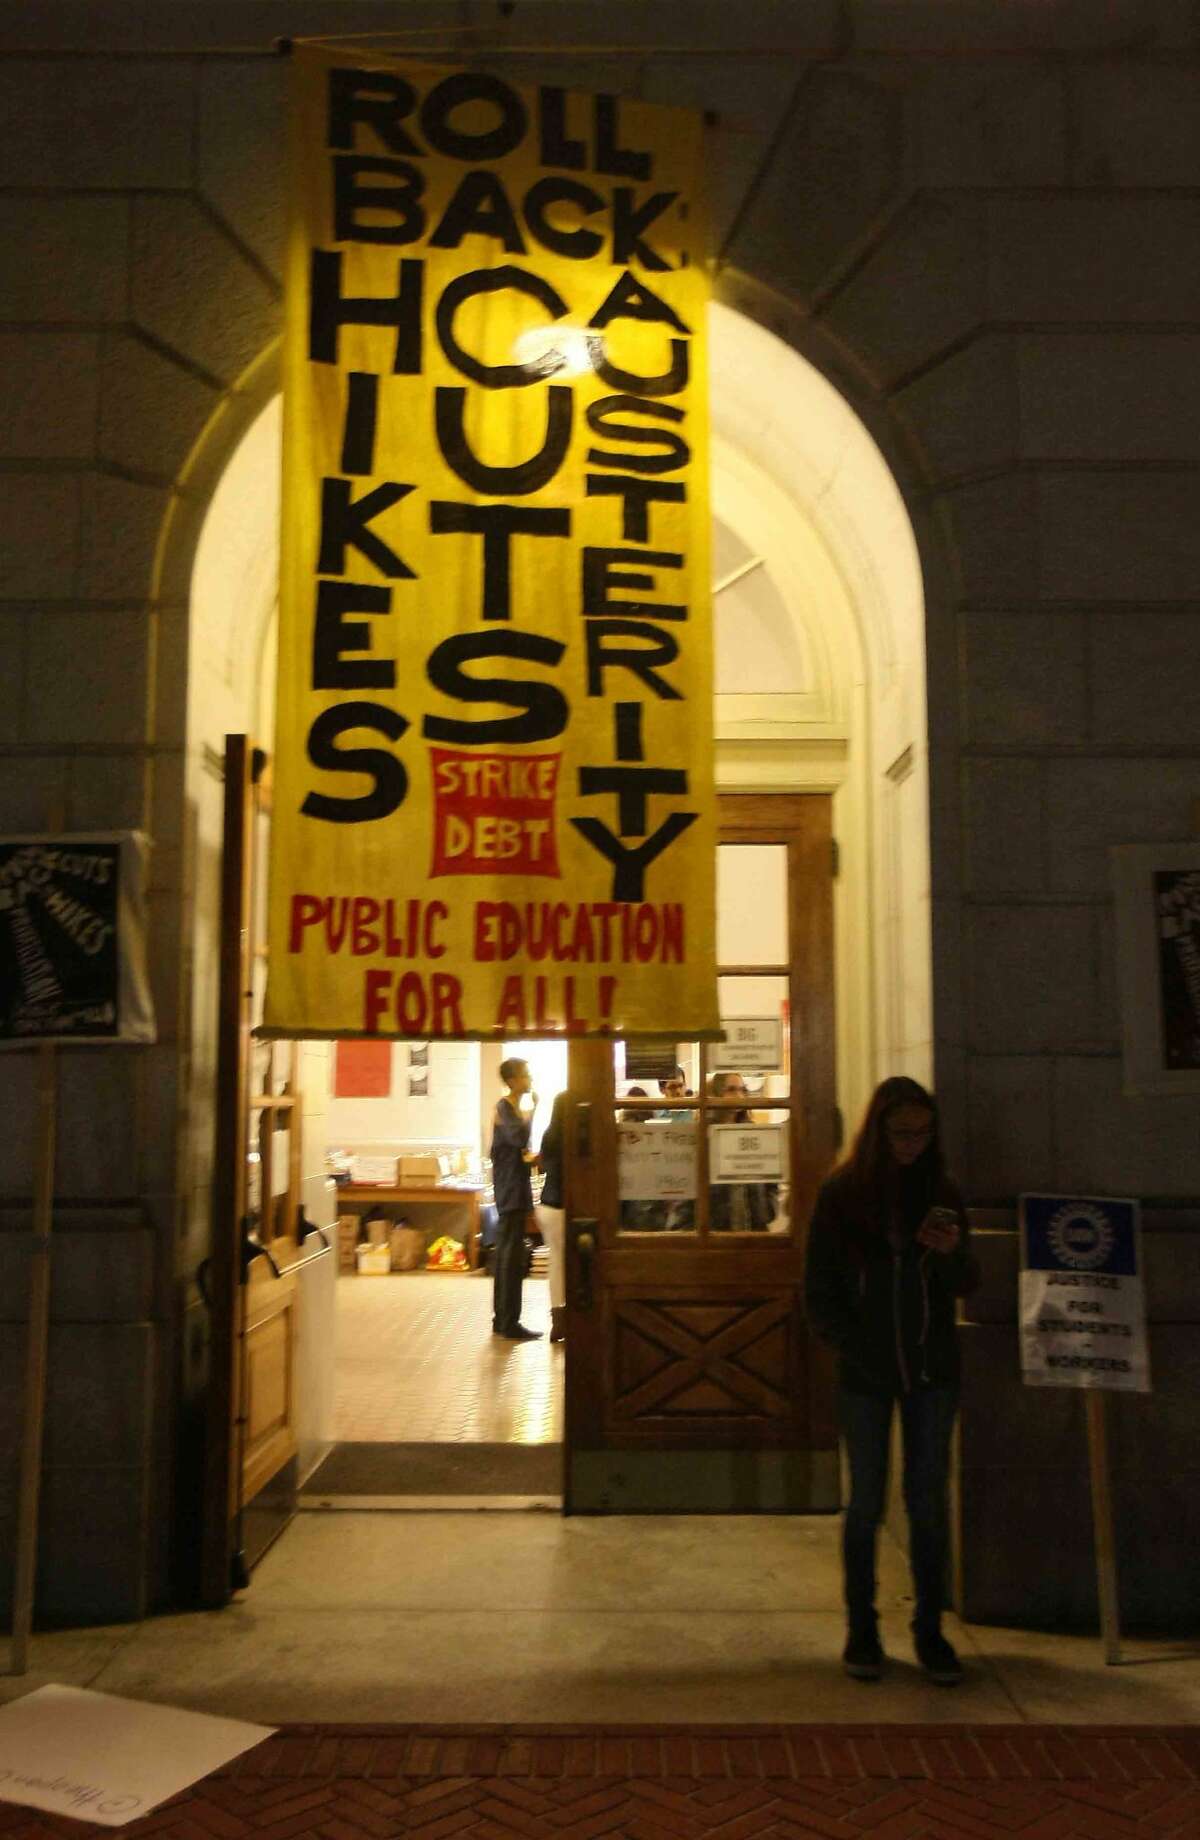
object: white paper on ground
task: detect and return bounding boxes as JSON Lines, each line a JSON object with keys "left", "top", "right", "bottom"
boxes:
{"left": 0, "top": 1684, "right": 273, "bottom": 1826}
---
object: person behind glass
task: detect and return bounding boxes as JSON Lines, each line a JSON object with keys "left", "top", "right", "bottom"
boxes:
{"left": 707, "top": 1071, "right": 777, "bottom": 1232}
{"left": 656, "top": 1066, "right": 695, "bottom": 1230}
{"left": 490, "top": 1057, "right": 541, "bottom": 1342}
{"left": 804, "top": 1076, "right": 978, "bottom": 1685}
{"left": 536, "top": 1089, "right": 567, "bottom": 1344}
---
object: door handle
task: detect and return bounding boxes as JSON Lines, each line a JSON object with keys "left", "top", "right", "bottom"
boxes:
{"left": 570, "top": 1216, "right": 597, "bottom": 1310}
{"left": 575, "top": 1101, "right": 592, "bottom": 1158}
{"left": 240, "top": 1215, "right": 281, "bottom": 1281}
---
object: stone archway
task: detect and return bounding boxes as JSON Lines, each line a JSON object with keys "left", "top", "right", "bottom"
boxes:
{"left": 176, "top": 301, "right": 932, "bottom": 1193}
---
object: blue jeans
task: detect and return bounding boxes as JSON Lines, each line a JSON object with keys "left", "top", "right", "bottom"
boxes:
{"left": 839, "top": 1386, "right": 958, "bottom": 1638}
{"left": 492, "top": 1210, "right": 527, "bottom": 1335}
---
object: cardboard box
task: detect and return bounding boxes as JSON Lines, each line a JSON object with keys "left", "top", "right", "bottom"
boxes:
{"left": 337, "top": 1216, "right": 360, "bottom": 1272}
{"left": 355, "top": 1243, "right": 391, "bottom": 1276}
{"left": 350, "top": 1154, "right": 399, "bottom": 1185}
{"left": 399, "top": 1153, "right": 448, "bottom": 1184}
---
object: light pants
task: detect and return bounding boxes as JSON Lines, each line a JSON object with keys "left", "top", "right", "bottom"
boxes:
{"left": 538, "top": 1205, "right": 566, "bottom": 1310}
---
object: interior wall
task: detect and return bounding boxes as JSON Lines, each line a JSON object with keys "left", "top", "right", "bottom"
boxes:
{"left": 326, "top": 1040, "right": 482, "bottom": 1156}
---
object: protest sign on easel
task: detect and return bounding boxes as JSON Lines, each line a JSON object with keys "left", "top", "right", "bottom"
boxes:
{"left": 1, "top": 833, "right": 155, "bottom": 1676}
{"left": 1019, "top": 1193, "right": 1150, "bottom": 1665}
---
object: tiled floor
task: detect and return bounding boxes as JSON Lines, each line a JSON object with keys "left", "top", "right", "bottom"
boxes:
{"left": 334, "top": 1271, "right": 562, "bottom": 1443}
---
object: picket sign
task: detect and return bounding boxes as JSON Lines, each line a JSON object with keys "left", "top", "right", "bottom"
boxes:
{"left": 1019, "top": 1193, "right": 1150, "bottom": 1666}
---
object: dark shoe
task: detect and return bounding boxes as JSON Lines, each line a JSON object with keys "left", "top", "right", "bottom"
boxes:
{"left": 549, "top": 1307, "right": 566, "bottom": 1343}
{"left": 914, "top": 1629, "right": 963, "bottom": 1685}
{"left": 504, "top": 1324, "right": 542, "bottom": 1341}
{"left": 842, "top": 1628, "right": 884, "bottom": 1681}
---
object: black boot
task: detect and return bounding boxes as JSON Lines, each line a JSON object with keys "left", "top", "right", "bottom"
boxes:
{"left": 842, "top": 1615, "right": 884, "bottom": 1681}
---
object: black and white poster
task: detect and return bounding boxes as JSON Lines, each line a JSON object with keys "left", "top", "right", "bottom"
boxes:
{"left": 0, "top": 834, "right": 156, "bottom": 1046}
{"left": 1155, "top": 868, "right": 1200, "bottom": 1071}
{"left": 1112, "top": 842, "right": 1200, "bottom": 1096}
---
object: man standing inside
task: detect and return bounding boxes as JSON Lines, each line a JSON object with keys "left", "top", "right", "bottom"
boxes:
{"left": 490, "top": 1058, "right": 542, "bottom": 1342}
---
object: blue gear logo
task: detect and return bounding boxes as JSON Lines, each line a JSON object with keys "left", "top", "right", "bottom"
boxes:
{"left": 1047, "top": 1202, "right": 1115, "bottom": 1270}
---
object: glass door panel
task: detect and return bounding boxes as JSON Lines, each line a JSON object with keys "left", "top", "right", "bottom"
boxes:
{"left": 716, "top": 843, "right": 788, "bottom": 966}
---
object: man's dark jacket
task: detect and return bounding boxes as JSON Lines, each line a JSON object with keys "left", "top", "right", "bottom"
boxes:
{"left": 804, "top": 1164, "right": 979, "bottom": 1395}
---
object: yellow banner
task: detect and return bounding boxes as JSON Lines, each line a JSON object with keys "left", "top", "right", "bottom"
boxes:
{"left": 266, "top": 46, "right": 716, "bottom": 1040}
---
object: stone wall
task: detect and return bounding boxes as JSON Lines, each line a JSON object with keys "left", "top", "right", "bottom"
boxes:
{"left": 1, "top": 0, "right": 1198, "bottom": 1621}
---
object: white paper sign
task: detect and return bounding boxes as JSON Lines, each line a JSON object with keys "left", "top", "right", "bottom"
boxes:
{"left": 0, "top": 1686, "right": 272, "bottom": 1826}
{"left": 1019, "top": 1194, "right": 1150, "bottom": 1393}
{"left": 712, "top": 1016, "right": 781, "bottom": 1072}
{"left": 618, "top": 1119, "right": 697, "bottom": 1201}
{"left": 710, "top": 1124, "right": 785, "bottom": 1183}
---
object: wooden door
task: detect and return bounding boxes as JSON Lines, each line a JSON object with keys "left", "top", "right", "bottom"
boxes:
{"left": 563, "top": 795, "right": 839, "bottom": 1513}
{"left": 200, "top": 735, "right": 305, "bottom": 1603}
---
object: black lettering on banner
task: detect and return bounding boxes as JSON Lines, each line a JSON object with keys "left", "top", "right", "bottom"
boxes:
{"left": 429, "top": 170, "right": 527, "bottom": 253}
{"left": 579, "top": 765, "right": 688, "bottom": 836}
{"left": 429, "top": 502, "right": 571, "bottom": 620}
{"left": 303, "top": 702, "right": 409, "bottom": 822}
{"left": 585, "top": 621, "right": 683, "bottom": 700}
{"left": 593, "top": 93, "right": 652, "bottom": 180}
{"left": 589, "top": 269, "right": 691, "bottom": 333}
{"left": 585, "top": 475, "right": 685, "bottom": 541}
{"left": 436, "top": 266, "right": 569, "bottom": 388}
{"left": 313, "top": 581, "right": 395, "bottom": 689}
{"left": 523, "top": 177, "right": 605, "bottom": 260}
{"left": 592, "top": 337, "right": 689, "bottom": 398}
{"left": 309, "top": 250, "right": 423, "bottom": 372}
{"left": 340, "top": 373, "right": 379, "bottom": 475}
{"left": 571, "top": 814, "right": 697, "bottom": 902}
{"left": 538, "top": 87, "right": 587, "bottom": 171}
{"left": 327, "top": 67, "right": 424, "bottom": 156}
{"left": 423, "top": 630, "right": 568, "bottom": 744}
{"left": 614, "top": 701, "right": 643, "bottom": 759}
{"left": 582, "top": 546, "right": 685, "bottom": 621}
{"left": 333, "top": 156, "right": 426, "bottom": 244}
{"left": 420, "top": 72, "right": 527, "bottom": 162}
{"left": 318, "top": 478, "right": 416, "bottom": 578}
{"left": 436, "top": 385, "right": 573, "bottom": 494}
{"left": 611, "top": 189, "right": 678, "bottom": 271}
{"left": 586, "top": 395, "right": 690, "bottom": 474}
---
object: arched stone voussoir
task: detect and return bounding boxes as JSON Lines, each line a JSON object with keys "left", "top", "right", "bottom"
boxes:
{"left": 130, "top": 194, "right": 281, "bottom": 389}
{"left": 720, "top": 65, "right": 909, "bottom": 310}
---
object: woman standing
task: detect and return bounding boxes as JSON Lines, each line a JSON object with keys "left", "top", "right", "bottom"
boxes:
{"left": 804, "top": 1076, "right": 978, "bottom": 1684}
{"left": 537, "top": 1089, "right": 568, "bottom": 1343}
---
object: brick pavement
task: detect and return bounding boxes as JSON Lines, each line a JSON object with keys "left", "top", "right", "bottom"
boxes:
{"left": 2, "top": 1726, "right": 1200, "bottom": 1838}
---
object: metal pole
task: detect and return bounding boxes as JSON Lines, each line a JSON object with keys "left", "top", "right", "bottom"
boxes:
{"left": 8, "top": 1043, "right": 57, "bottom": 1675}
{"left": 1084, "top": 1390, "right": 1121, "bottom": 1665}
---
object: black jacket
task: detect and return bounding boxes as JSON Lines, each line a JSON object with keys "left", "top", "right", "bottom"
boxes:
{"left": 539, "top": 1094, "right": 566, "bottom": 1210}
{"left": 804, "top": 1164, "right": 979, "bottom": 1395}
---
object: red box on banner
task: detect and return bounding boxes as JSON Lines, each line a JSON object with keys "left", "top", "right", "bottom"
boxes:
{"left": 429, "top": 747, "right": 561, "bottom": 879}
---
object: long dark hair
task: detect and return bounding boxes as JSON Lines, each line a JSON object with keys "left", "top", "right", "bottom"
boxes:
{"left": 838, "top": 1076, "right": 945, "bottom": 1210}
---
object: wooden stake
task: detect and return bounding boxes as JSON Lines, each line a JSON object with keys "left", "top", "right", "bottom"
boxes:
{"left": 8, "top": 1043, "right": 57, "bottom": 1676}
{"left": 1085, "top": 1390, "right": 1122, "bottom": 1665}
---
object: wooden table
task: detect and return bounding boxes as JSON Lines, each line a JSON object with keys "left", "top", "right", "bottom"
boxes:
{"left": 337, "top": 1183, "right": 484, "bottom": 1269}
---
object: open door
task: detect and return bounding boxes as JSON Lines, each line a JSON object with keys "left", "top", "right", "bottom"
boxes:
{"left": 564, "top": 794, "right": 838, "bottom": 1513}
{"left": 200, "top": 735, "right": 307, "bottom": 1603}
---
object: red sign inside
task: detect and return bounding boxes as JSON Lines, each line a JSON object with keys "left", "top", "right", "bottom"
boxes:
{"left": 429, "top": 747, "right": 561, "bottom": 880}
{"left": 333, "top": 1037, "right": 392, "bottom": 1098}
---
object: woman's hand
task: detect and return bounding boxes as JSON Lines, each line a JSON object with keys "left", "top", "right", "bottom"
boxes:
{"left": 916, "top": 1206, "right": 960, "bottom": 1254}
